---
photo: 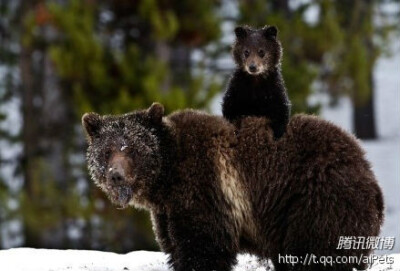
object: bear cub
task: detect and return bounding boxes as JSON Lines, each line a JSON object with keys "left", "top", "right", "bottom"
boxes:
{"left": 222, "top": 25, "right": 291, "bottom": 139}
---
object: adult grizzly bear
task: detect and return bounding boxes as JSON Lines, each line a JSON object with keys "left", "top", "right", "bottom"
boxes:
{"left": 82, "top": 103, "right": 384, "bottom": 271}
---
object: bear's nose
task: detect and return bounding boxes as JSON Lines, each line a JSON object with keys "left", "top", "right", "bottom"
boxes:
{"left": 249, "top": 64, "right": 257, "bottom": 73}
{"left": 110, "top": 171, "right": 124, "bottom": 185}
{"left": 107, "top": 153, "right": 130, "bottom": 185}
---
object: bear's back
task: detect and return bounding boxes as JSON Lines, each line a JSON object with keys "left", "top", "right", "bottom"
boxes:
{"left": 234, "top": 114, "right": 369, "bottom": 178}
{"left": 166, "top": 111, "right": 372, "bottom": 184}
{"left": 166, "top": 109, "right": 237, "bottom": 151}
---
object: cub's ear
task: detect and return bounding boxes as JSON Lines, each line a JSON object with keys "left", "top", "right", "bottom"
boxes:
{"left": 147, "top": 102, "right": 164, "bottom": 123}
{"left": 234, "top": 26, "right": 248, "bottom": 39}
{"left": 82, "top": 113, "right": 102, "bottom": 140}
{"left": 263, "top": 25, "right": 278, "bottom": 39}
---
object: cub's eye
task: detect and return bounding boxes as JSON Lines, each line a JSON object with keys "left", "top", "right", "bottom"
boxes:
{"left": 244, "top": 50, "right": 250, "bottom": 58}
{"left": 258, "top": 50, "right": 265, "bottom": 58}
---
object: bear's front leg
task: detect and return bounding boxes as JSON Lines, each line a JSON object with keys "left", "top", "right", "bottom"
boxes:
{"left": 168, "top": 212, "right": 237, "bottom": 271}
{"left": 151, "top": 211, "right": 175, "bottom": 254}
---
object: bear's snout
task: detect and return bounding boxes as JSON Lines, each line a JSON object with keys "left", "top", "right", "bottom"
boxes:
{"left": 249, "top": 63, "right": 257, "bottom": 73}
{"left": 109, "top": 171, "right": 124, "bottom": 185}
{"left": 107, "top": 153, "right": 131, "bottom": 185}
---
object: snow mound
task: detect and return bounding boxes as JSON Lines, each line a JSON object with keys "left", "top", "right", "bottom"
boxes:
{"left": 0, "top": 248, "right": 399, "bottom": 271}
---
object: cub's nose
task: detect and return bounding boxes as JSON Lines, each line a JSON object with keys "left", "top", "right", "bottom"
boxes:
{"left": 249, "top": 64, "right": 257, "bottom": 73}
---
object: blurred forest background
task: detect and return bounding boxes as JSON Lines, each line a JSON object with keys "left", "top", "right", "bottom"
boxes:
{"left": 0, "top": 0, "right": 399, "bottom": 252}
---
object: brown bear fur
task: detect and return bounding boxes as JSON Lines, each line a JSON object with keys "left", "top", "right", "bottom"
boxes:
{"left": 82, "top": 103, "right": 384, "bottom": 271}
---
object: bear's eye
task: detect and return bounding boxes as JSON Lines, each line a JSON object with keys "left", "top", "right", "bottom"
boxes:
{"left": 244, "top": 50, "right": 250, "bottom": 58}
{"left": 258, "top": 50, "right": 265, "bottom": 58}
{"left": 130, "top": 149, "right": 139, "bottom": 158}
{"left": 104, "top": 150, "right": 112, "bottom": 160}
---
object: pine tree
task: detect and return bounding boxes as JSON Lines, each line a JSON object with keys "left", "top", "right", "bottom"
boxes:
{"left": 327, "top": 0, "right": 395, "bottom": 138}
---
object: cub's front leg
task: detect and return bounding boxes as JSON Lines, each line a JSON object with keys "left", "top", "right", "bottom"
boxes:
{"left": 167, "top": 212, "right": 237, "bottom": 271}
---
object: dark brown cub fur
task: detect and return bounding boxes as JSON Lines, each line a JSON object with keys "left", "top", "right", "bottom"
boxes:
{"left": 222, "top": 25, "right": 291, "bottom": 139}
{"left": 83, "top": 104, "right": 384, "bottom": 271}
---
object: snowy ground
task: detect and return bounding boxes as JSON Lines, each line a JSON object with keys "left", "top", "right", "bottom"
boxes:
{"left": 0, "top": 248, "right": 399, "bottom": 271}
{"left": 0, "top": 249, "right": 269, "bottom": 271}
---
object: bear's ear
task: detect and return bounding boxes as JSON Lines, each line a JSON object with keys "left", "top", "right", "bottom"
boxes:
{"left": 147, "top": 102, "right": 164, "bottom": 124}
{"left": 234, "top": 26, "right": 248, "bottom": 40}
{"left": 82, "top": 113, "right": 102, "bottom": 140}
{"left": 262, "top": 25, "right": 278, "bottom": 39}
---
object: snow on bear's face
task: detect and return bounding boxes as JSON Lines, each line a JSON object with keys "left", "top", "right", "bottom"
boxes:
{"left": 82, "top": 103, "right": 164, "bottom": 209}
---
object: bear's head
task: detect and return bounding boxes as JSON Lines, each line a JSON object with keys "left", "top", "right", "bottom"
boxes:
{"left": 82, "top": 103, "right": 165, "bottom": 209}
{"left": 232, "top": 25, "right": 282, "bottom": 75}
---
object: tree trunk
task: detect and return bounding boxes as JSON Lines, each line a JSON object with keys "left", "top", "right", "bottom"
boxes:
{"left": 19, "top": 0, "right": 41, "bottom": 248}
{"left": 353, "top": 70, "right": 377, "bottom": 139}
{"left": 170, "top": 45, "right": 191, "bottom": 87}
{"left": 20, "top": 44, "right": 40, "bottom": 248}
{"left": 271, "top": 0, "right": 290, "bottom": 17}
